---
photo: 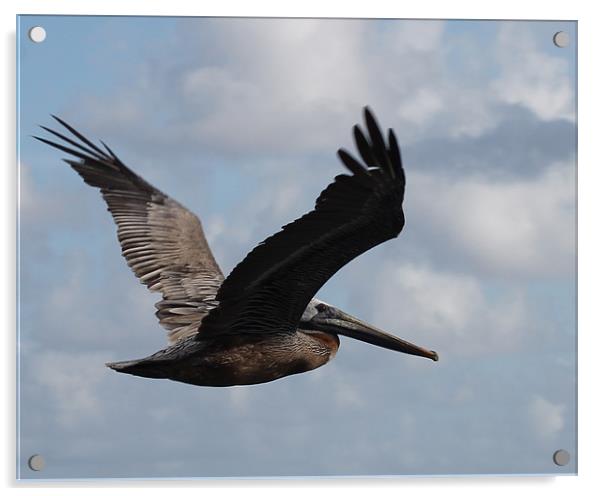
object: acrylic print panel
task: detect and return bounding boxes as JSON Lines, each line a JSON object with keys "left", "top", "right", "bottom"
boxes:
{"left": 17, "top": 16, "right": 577, "bottom": 479}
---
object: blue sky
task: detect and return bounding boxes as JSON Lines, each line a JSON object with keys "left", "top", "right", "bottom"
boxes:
{"left": 17, "top": 16, "right": 576, "bottom": 479}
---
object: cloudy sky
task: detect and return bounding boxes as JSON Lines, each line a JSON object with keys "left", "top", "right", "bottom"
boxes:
{"left": 17, "top": 16, "right": 576, "bottom": 479}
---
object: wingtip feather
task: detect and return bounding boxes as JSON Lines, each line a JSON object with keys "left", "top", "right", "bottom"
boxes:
{"left": 353, "top": 125, "right": 376, "bottom": 168}
{"left": 337, "top": 148, "right": 367, "bottom": 177}
{"left": 363, "top": 107, "right": 396, "bottom": 177}
{"left": 48, "top": 115, "right": 108, "bottom": 158}
{"left": 387, "top": 128, "right": 403, "bottom": 177}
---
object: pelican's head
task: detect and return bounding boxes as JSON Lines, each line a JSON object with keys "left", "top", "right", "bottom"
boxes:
{"left": 299, "top": 299, "right": 438, "bottom": 361}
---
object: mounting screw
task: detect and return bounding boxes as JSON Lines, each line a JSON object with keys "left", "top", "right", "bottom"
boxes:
{"left": 553, "top": 31, "right": 569, "bottom": 48}
{"left": 553, "top": 449, "right": 570, "bottom": 466}
{"left": 28, "top": 454, "right": 45, "bottom": 471}
{"left": 28, "top": 26, "right": 47, "bottom": 43}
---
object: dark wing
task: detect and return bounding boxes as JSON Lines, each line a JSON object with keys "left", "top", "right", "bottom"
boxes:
{"left": 199, "top": 107, "right": 405, "bottom": 338}
{"left": 35, "top": 117, "right": 224, "bottom": 344}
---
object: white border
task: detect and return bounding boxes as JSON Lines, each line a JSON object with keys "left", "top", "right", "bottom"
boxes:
{"left": 3, "top": 1, "right": 600, "bottom": 494}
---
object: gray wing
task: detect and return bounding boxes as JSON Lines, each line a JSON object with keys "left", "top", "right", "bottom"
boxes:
{"left": 35, "top": 116, "right": 224, "bottom": 344}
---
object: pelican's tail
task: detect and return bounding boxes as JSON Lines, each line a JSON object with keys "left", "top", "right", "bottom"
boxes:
{"left": 106, "top": 357, "right": 171, "bottom": 379}
{"left": 106, "top": 359, "right": 140, "bottom": 371}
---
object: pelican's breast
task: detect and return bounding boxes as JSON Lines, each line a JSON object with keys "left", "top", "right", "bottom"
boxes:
{"left": 198, "top": 331, "right": 339, "bottom": 385}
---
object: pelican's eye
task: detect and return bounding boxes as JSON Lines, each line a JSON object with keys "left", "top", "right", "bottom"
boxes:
{"left": 316, "top": 303, "right": 328, "bottom": 313}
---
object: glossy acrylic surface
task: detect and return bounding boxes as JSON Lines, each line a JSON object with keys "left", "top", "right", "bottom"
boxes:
{"left": 17, "top": 16, "right": 577, "bottom": 479}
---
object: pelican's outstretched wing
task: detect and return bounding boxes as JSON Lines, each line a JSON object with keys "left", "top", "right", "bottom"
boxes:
{"left": 200, "top": 107, "right": 405, "bottom": 338}
{"left": 35, "top": 118, "right": 223, "bottom": 344}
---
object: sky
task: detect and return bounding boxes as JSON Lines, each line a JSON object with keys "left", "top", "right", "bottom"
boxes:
{"left": 17, "top": 16, "right": 576, "bottom": 479}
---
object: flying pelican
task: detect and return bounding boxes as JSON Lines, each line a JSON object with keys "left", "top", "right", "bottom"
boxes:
{"left": 35, "top": 107, "right": 438, "bottom": 387}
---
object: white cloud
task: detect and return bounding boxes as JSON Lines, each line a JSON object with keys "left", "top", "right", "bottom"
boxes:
{"left": 81, "top": 18, "right": 507, "bottom": 155}
{"left": 492, "top": 24, "right": 574, "bottom": 122}
{"left": 410, "top": 161, "right": 575, "bottom": 276}
{"left": 397, "top": 88, "right": 444, "bottom": 127}
{"left": 18, "top": 162, "right": 35, "bottom": 216}
{"left": 202, "top": 157, "right": 334, "bottom": 273}
{"left": 528, "top": 394, "right": 566, "bottom": 439}
{"left": 389, "top": 20, "right": 445, "bottom": 52}
{"left": 204, "top": 215, "right": 227, "bottom": 246}
{"left": 32, "top": 247, "right": 163, "bottom": 354}
{"left": 452, "top": 385, "right": 475, "bottom": 404}
{"left": 332, "top": 375, "right": 364, "bottom": 408}
{"left": 85, "top": 19, "right": 374, "bottom": 154}
{"left": 72, "top": 19, "right": 575, "bottom": 168}
{"left": 228, "top": 386, "right": 251, "bottom": 414}
{"left": 373, "top": 262, "right": 529, "bottom": 355}
{"left": 31, "top": 350, "right": 109, "bottom": 429}
{"left": 19, "top": 162, "right": 62, "bottom": 221}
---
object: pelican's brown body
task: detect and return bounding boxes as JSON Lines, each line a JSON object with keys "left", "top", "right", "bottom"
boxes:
{"left": 108, "top": 331, "right": 339, "bottom": 387}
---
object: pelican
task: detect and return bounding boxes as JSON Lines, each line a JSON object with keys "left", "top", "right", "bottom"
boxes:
{"left": 35, "top": 107, "right": 438, "bottom": 387}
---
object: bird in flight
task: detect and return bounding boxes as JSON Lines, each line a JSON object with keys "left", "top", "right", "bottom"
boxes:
{"left": 35, "top": 107, "right": 438, "bottom": 387}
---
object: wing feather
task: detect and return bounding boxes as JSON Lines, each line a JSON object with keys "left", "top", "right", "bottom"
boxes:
{"left": 36, "top": 120, "right": 223, "bottom": 344}
{"left": 200, "top": 107, "right": 404, "bottom": 338}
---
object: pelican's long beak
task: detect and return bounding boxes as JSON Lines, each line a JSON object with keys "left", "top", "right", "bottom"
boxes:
{"left": 310, "top": 307, "right": 438, "bottom": 361}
